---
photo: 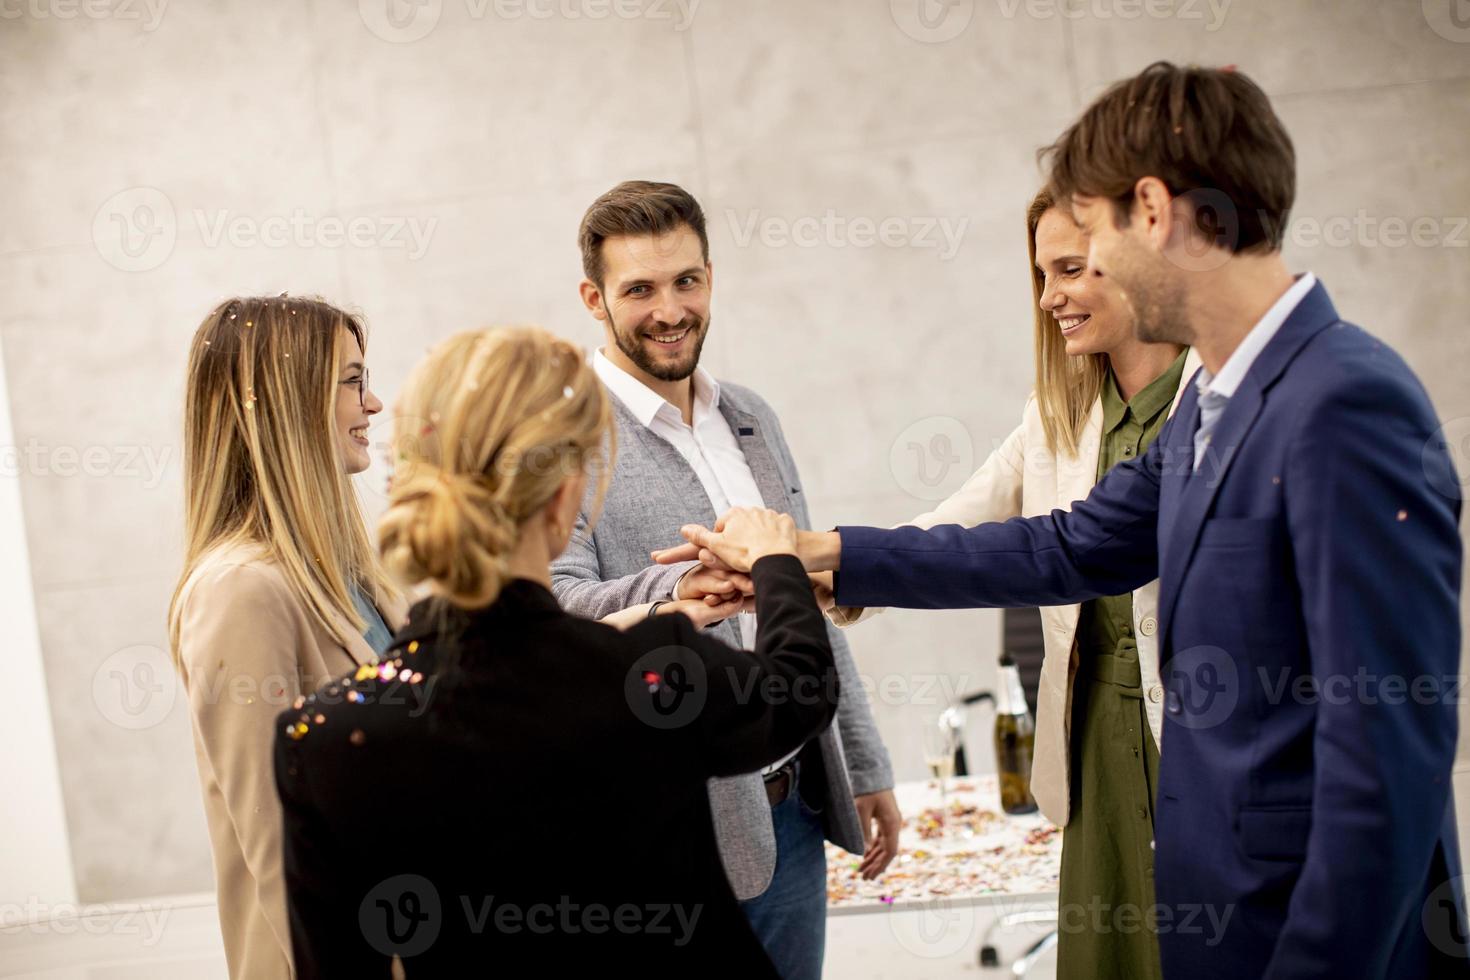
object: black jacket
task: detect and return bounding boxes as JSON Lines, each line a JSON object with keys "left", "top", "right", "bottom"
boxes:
{"left": 273, "top": 554, "right": 838, "bottom": 978}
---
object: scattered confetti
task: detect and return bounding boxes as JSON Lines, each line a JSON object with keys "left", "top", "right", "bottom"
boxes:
{"left": 825, "top": 778, "right": 1061, "bottom": 909}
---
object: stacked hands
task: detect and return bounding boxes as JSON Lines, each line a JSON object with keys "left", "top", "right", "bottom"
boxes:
{"left": 649, "top": 507, "right": 838, "bottom": 626}
{"left": 650, "top": 506, "right": 900, "bottom": 882}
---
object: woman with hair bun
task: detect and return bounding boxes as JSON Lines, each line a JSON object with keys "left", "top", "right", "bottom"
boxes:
{"left": 274, "top": 326, "right": 838, "bottom": 978}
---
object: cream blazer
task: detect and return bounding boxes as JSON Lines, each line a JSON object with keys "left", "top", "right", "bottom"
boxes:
{"left": 175, "top": 541, "right": 407, "bottom": 979}
{"left": 829, "top": 350, "right": 1199, "bottom": 826}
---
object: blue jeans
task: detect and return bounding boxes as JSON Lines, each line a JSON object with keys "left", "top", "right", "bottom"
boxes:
{"left": 739, "top": 769, "right": 828, "bottom": 980}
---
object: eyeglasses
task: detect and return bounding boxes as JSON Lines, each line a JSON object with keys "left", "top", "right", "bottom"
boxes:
{"left": 340, "top": 367, "right": 370, "bottom": 409}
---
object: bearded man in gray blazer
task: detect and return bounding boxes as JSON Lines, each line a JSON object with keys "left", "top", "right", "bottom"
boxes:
{"left": 550, "top": 180, "right": 899, "bottom": 980}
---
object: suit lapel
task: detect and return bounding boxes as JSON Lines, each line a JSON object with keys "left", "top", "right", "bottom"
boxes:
{"left": 716, "top": 400, "right": 793, "bottom": 513}
{"left": 1156, "top": 281, "right": 1342, "bottom": 641}
{"left": 1154, "top": 348, "right": 1207, "bottom": 592}
{"left": 1156, "top": 377, "right": 1265, "bottom": 640}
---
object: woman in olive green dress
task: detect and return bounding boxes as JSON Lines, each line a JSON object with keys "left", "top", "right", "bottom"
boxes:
{"left": 823, "top": 189, "right": 1195, "bottom": 980}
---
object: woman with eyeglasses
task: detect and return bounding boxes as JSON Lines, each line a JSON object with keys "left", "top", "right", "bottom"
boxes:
{"left": 166, "top": 295, "right": 409, "bottom": 979}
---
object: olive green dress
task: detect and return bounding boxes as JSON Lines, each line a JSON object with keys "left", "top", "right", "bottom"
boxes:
{"left": 1055, "top": 351, "right": 1187, "bottom": 980}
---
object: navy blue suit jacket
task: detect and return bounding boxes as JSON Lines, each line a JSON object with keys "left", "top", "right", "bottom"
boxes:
{"left": 835, "top": 282, "right": 1465, "bottom": 978}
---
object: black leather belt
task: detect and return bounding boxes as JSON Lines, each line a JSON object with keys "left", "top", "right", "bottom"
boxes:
{"left": 763, "top": 760, "right": 798, "bottom": 807}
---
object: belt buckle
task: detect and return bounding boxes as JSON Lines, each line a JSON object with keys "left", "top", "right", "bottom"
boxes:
{"left": 764, "top": 761, "right": 797, "bottom": 807}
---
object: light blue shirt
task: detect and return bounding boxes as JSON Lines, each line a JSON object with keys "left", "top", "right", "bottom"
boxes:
{"left": 1193, "top": 272, "right": 1317, "bottom": 473}
{"left": 350, "top": 583, "right": 394, "bottom": 657}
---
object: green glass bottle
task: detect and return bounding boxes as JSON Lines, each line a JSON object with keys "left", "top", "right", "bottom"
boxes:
{"left": 994, "top": 652, "right": 1038, "bottom": 815}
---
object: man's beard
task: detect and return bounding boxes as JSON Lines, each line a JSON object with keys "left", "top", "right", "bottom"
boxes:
{"left": 1113, "top": 257, "right": 1192, "bottom": 347}
{"left": 607, "top": 308, "right": 709, "bottom": 382}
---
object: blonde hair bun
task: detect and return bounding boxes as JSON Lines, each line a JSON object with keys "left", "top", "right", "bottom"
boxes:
{"left": 378, "top": 327, "right": 613, "bottom": 609}
{"left": 379, "top": 465, "right": 517, "bottom": 608}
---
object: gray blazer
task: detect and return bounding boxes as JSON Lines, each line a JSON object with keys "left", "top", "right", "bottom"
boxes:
{"left": 551, "top": 378, "right": 895, "bottom": 900}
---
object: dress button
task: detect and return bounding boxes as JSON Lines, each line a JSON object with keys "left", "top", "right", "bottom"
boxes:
{"left": 1148, "top": 684, "right": 1163, "bottom": 703}
{"left": 1166, "top": 690, "right": 1182, "bottom": 715}
{"left": 1150, "top": 839, "right": 1156, "bottom": 851}
{"left": 1124, "top": 446, "right": 1135, "bottom": 456}
{"left": 1140, "top": 616, "right": 1157, "bottom": 636}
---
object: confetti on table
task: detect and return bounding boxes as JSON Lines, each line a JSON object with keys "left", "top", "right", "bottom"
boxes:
{"left": 826, "top": 778, "right": 1061, "bottom": 908}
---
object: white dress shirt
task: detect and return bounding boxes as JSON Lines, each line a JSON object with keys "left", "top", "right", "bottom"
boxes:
{"left": 1193, "top": 272, "right": 1317, "bottom": 472}
{"left": 592, "top": 348, "right": 765, "bottom": 651}
{"left": 594, "top": 350, "right": 804, "bottom": 775}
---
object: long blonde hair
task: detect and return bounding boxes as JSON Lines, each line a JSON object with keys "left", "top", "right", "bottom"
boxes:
{"left": 378, "top": 327, "right": 614, "bottom": 610}
{"left": 1027, "top": 189, "right": 1108, "bottom": 457}
{"left": 167, "top": 295, "right": 399, "bottom": 658}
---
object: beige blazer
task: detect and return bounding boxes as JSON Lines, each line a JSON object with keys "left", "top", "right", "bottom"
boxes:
{"left": 175, "top": 540, "right": 407, "bottom": 980}
{"left": 829, "top": 349, "right": 1199, "bottom": 827}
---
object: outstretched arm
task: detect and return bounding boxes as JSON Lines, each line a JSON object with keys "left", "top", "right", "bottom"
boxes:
{"left": 660, "top": 442, "right": 1165, "bottom": 611}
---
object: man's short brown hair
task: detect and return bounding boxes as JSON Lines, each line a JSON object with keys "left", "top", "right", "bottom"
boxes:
{"left": 578, "top": 180, "right": 709, "bottom": 287}
{"left": 1042, "top": 61, "right": 1296, "bottom": 254}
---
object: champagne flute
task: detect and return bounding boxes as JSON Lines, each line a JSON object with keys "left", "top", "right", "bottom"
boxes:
{"left": 921, "top": 718, "right": 960, "bottom": 812}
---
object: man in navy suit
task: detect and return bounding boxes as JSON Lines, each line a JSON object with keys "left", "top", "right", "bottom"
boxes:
{"left": 662, "top": 63, "right": 1465, "bottom": 978}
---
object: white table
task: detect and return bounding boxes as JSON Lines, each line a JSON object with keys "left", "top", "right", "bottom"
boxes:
{"left": 826, "top": 775, "right": 1061, "bottom": 916}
